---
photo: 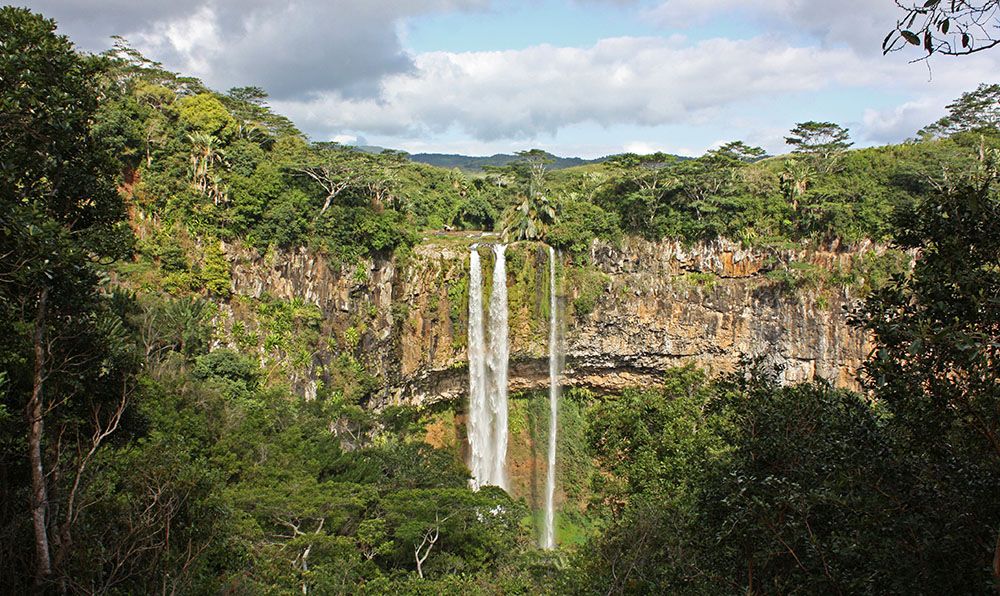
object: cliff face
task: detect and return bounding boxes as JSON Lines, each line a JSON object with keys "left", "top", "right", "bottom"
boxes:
{"left": 222, "top": 235, "right": 875, "bottom": 406}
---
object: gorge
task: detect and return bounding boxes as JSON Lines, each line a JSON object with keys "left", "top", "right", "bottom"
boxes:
{"left": 8, "top": 7, "right": 1000, "bottom": 590}
{"left": 219, "top": 233, "right": 883, "bottom": 543}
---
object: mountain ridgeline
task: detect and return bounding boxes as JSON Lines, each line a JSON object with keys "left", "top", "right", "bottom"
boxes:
{"left": 407, "top": 151, "right": 613, "bottom": 172}
{"left": 2, "top": 7, "right": 1000, "bottom": 594}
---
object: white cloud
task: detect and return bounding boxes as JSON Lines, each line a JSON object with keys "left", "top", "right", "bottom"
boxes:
{"left": 331, "top": 134, "right": 360, "bottom": 145}
{"left": 646, "top": 0, "right": 901, "bottom": 54}
{"left": 624, "top": 141, "right": 698, "bottom": 156}
{"left": 862, "top": 98, "right": 949, "bottom": 143}
{"left": 132, "top": 6, "right": 221, "bottom": 77}
{"left": 274, "top": 34, "right": 986, "bottom": 143}
{"left": 24, "top": 1, "right": 1000, "bottom": 154}
{"left": 26, "top": 0, "right": 490, "bottom": 98}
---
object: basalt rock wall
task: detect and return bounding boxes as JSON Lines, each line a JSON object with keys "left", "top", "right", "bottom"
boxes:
{"left": 222, "top": 236, "right": 876, "bottom": 407}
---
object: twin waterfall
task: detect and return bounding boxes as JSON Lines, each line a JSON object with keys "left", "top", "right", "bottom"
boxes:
{"left": 467, "top": 244, "right": 561, "bottom": 550}
{"left": 468, "top": 244, "right": 511, "bottom": 490}
{"left": 467, "top": 247, "right": 491, "bottom": 489}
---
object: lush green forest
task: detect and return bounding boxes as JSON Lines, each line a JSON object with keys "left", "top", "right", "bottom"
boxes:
{"left": 2, "top": 6, "right": 1000, "bottom": 594}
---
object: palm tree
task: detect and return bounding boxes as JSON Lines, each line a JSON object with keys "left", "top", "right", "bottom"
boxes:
{"left": 187, "top": 132, "right": 225, "bottom": 195}
{"left": 780, "top": 158, "right": 814, "bottom": 212}
{"left": 208, "top": 173, "right": 228, "bottom": 206}
{"left": 503, "top": 191, "right": 557, "bottom": 242}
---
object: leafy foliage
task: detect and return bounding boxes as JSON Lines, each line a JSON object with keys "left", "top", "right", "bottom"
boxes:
{"left": 885, "top": 0, "right": 1000, "bottom": 57}
{"left": 0, "top": 7, "right": 138, "bottom": 587}
{"left": 858, "top": 148, "right": 1000, "bottom": 584}
{"left": 578, "top": 364, "right": 1000, "bottom": 595}
{"left": 546, "top": 199, "right": 621, "bottom": 254}
{"left": 785, "top": 121, "right": 853, "bottom": 173}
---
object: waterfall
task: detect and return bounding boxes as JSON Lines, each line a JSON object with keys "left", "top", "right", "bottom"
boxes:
{"left": 467, "top": 243, "right": 510, "bottom": 491}
{"left": 487, "top": 244, "right": 510, "bottom": 490}
{"left": 467, "top": 246, "right": 489, "bottom": 490}
{"left": 542, "top": 247, "right": 561, "bottom": 550}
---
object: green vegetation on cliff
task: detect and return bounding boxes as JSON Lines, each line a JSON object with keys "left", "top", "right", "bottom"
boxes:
{"left": 43, "top": 14, "right": 1000, "bottom": 269}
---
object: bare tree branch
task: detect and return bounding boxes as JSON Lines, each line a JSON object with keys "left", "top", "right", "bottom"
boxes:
{"left": 886, "top": 1, "right": 1000, "bottom": 58}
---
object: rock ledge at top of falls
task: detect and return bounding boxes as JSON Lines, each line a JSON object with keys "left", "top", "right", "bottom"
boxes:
{"left": 220, "top": 236, "right": 880, "bottom": 407}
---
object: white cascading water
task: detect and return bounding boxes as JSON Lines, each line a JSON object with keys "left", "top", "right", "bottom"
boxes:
{"left": 467, "top": 246, "right": 489, "bottom": 490}
{"left": 542, "top": 246, "right": 561, "bottom": 549}
{"left": 486, "top": 244, "right": 510, "bottom": 490}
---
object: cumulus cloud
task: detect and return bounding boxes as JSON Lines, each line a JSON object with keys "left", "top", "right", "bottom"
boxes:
{"left": 647, "top": 0, "right": 901, "bottom": 54}
{"left": 22, "top": 1, "right": 1000, "bottom": 153}
{"left": 273, "top": 34, "right": 985, "bottom": 142}
{"left": 25, "top": 0, "right": 489, "bottom": 98}
{"left": 623, "top": 141, "right": 698, "bottom": 156}
{"left": 330, "top": 134, "right": 370, "bottom": 146}
{"left": 861, "top": 98, "right": 952, "bottom": 144}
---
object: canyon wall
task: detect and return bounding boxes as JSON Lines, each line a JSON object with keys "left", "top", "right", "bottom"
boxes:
{"left": 222, "top": 235, "right": 876, "bottom": 407}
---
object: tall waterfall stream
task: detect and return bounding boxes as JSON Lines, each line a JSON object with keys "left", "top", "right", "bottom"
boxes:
{"left": 543, "top": 246, "right": 562, "bottom": 550}
{"left": 467, "top": 244, "right": 509, "bottom": 491}
{"left": 467, "top": 246, "right": 490, "bottom": 490}
{"left": 487, "top": 244, "right": 510, "bottom": 491}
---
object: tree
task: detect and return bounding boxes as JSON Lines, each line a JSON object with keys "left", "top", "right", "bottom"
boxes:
{"left": 485, "top": 149, "right": 555, "bottom": 199}
{"left": 503, "top": 192, "right": 558, "bottom": 242}
{"left": 292, "top": 144, "right": 405, "bottom": 215}
{"left": 452, "top": 193, "right": 498, "bottom": 230}
{"left": 681, "top": 141, "right": 767, "bottom": 201}
{"left": 0, "top": 7, "right": 133, "bottom": 586}
{"left": 885, "top": 0, "right": 1000, "bottom": 58}
{"left": 176, "top": 92, "right": 237, "bottom": 138}
{"left": 361, "top": 149, "right": 408, "bottom": 209}
{"left": 785, "top": 122, "right": 852, "bottom": 173}
{"left": 858, "top": 147, "right": 1000, "bottom": 585}
{"left": 582, "top": 362, "right": 999, "bottom": 594}
{"left": 515, "top": 148, "right": 554, "bottom": 198}
{"left": 187, "top": 132, "right": 227, "bottom": 201}
{"left": 779, "top": 158, "right": 815, "bottom": 211}
{"left": 133, "top": 295, "right": 213, "bottom": 367}
{"left": 861, "top": 150, "right": 1000, "bottom": 461}
{"left": 690, "top": 369, "right": 981, "bottom": 595}
{"left": 292, "top": 144, "right": 359, "bottom": 213}
{"left": 919, "top": 83, "right": 1000, "bottom": 137}
{"left": 227, "top": 85, "right": 268, "bottom": 105}
{"left": 600, "top": 153, "right": 679, "bottom": 236}
{"left": 223, "top": 85, "right": 300, "bottom": 139}
{"left": 492, "top": 150, "right": 560, "bottom": 241}
{"left": 711, "top": 140, "right": 767, "bottom": 164}
{"left": 381, "top": 487, "right": 523, "bottom": 579}
{"left": 545, "top": 198, "right": 621, "bottom": 254}
{"left": 587, "top": 366, "right": 718, "bottom": 514}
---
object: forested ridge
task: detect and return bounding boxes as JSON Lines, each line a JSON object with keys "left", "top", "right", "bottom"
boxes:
{"left": 2, "top": 6, "right": 1000, "bottom": 594}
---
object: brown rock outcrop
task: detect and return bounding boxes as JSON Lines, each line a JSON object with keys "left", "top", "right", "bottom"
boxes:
{"left": 222, "top": 235, "right": 876, "bottom": 407}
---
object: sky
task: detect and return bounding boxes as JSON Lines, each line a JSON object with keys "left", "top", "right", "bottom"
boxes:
{"left": 21, "top": 0, "right": 1000, "bottom": 158}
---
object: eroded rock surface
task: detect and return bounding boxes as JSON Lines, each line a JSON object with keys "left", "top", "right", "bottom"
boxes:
{"left": 223, "top": 236, "right": 876, "bottom": 407}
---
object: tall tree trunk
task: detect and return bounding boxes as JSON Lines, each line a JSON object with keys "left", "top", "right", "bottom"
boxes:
{"left": 28, "top": 287, "right": 52, "bottom": 586}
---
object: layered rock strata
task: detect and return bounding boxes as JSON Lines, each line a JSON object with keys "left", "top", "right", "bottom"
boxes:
{"left": 223, "top": 236, "right": 876, "bottom": 406}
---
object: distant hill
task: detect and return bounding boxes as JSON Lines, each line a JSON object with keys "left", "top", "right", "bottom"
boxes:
{"left": 352, "top": 146, "right": 690, "bottom": 173}
{"left": 407, "top": 152, "right": 612, "bottom": 172}
{"left": 353, "top": 146, "right": 611, "bottom": 172}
